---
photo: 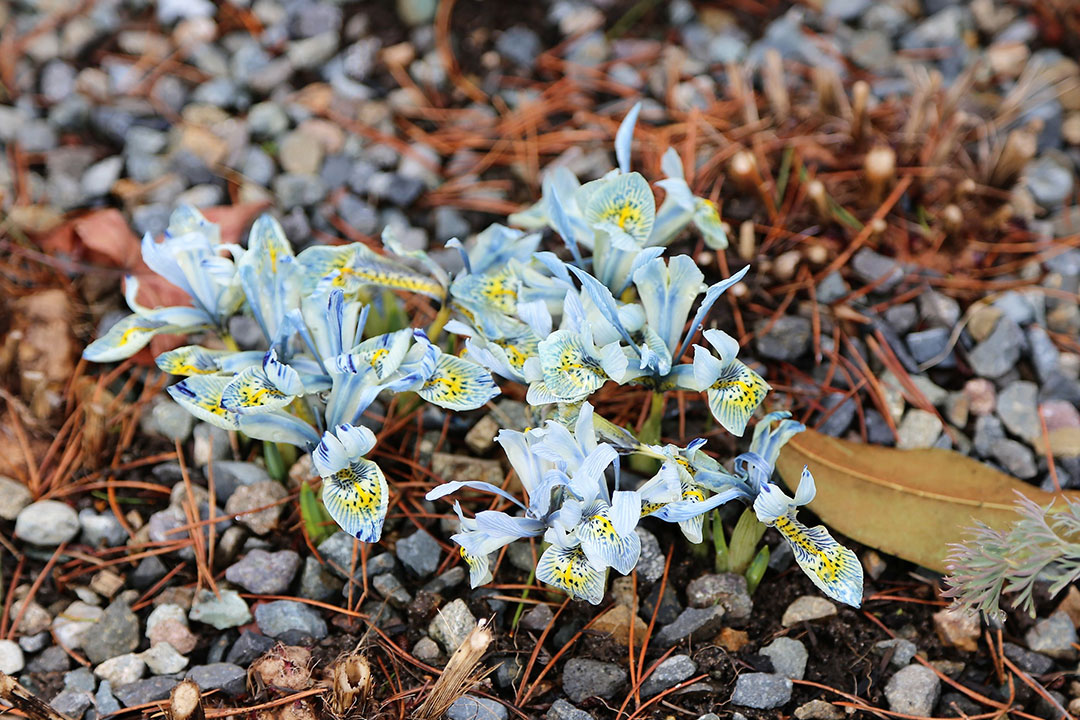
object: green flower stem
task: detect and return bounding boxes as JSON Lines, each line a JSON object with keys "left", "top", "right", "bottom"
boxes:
{"left": 427, "top": 303, "right": 452, "bottom": 345}
{"left": 728, "top": 506, "right": 767, "bottom": 575}
{"left": 713, "top": 509, "right": 730, "bottom": 572}
{"left": 264, "top": 441, "right": 286, "bottom": 481}
{"left": 745, "top": 545, "right": 770, "bottom": 594}
{"left": 629, "top": 391, "right": 665, "bottom": 475}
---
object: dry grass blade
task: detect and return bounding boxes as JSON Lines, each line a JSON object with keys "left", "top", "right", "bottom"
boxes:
{"left": 166, "top": 680, "right": 205, "bottom": 720}
{"left": 412, "top": 618, "right": 494, "bottom": 720}
{"left": 1, "top": 671, "right": 76, "bottom": 720}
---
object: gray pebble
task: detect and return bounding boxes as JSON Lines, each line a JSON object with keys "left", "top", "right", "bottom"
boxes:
{"left": 755, "top": 315, "right": 811, "bottom": 361}
{"left": 112, "top": 676, "right": 181, "bottom": 707}
{"left": 186, "top": 663, "right": 246, "bottom": 697}
{"left": 1024, "top": 612, "right": 1077, "bottom": 661}
{"left": 446, "top": 695, "right": 508, "bottom": 720}
{"left": 547, "top": 699, "right": 596, "bottom": 720}
{"left": 562, "top": 658, "right": 627, "bottom": 703}
{"left": 225, "top": 631, "right": 276, "bottom": 666}
{"left": 225, "top": 549, "right": 300, "bottom": 595}
{"left": 396, "top": 529, "right": 442, "bottom": 577}
{"left": 50, "top": 690, "right": 93, "bottom": 720}
{"left": 81, "top": 600, "right": 140, "bottom": 665}
{"left": 761, "top": 637, "right": 807, "bottom": 680}
{"left": 655, "top": 606, "right": 726, "bottom": 646}
{"left": 254, "top": 600, "right": 327, "bottom": 640}
{"left": 884, "top": 665, "right": 940, "bottom": 716}
{"left": 15, "top": 500, "right": 80, "bottom": 546}
{"left": 685, "top": 573, "right": 752, "bottom": 620}
{"left": 640, "top": 654, "right": 697, "bottom": 696}
{"left": 730, "top": 672, "right": 792, "bottom": 709}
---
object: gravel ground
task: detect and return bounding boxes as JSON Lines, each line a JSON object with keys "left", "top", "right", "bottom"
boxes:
{"left": 2, "top": 0, "right": 1080, "bottom": 718}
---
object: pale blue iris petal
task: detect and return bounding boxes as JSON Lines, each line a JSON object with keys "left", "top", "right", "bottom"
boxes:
{"left": 652, "top": 486, "right": 742, "bottom": 523}
{"left": 321, "top": 457, "right": 388, "bottom": 542}
{"left": 313, "top": 432, "right": 350, "bottom": 476}
{"left": 83, "top": 314, "right": 178, "bottom": 363}
{"left": 473, "top": 511, "right": 546, "bottom": 539}
{"left": 660, "top": 146, "right": 686, "bottom": 182}
{"left": 598, "top": 341, "right": 630, "bottom": 383}
{"left": 753, "top": 482, "right": 794, "bottom": 524}
{"left": 693, "top": 199, "right": 729, "bottom": 249}
{"left": 536, "top": 545, "right": 607, "bottom": 605}
{"left": 167, "top": 376, "right": 240, "bottom": 430}
{"left": 616, "top": 246, "right": 666, "bottom": 297}
{"left": 531, "top": 420, "right": 584, "bottom": 470}
{"left": 583, "top": 172, "right": 656, "bottom": 245}
{"left": 614, "top": 101, "right": 642, "bottom": 174}
{"left": 703, "top": 328, "right": 741, "bottom": 365}
{"left": 675, "top": 265, "right": 750, "bottom": 361}
{"left": 263, "top": 349, "right": 305, "bottom": 395}
{"left": 549, "top": 184, "right": 586, "bottom": 265}
{"left": 781, "top": 519, "right": 864, "bottom": 608}
{"left": 610, "top": 490, "right": 641, "bottom": 536}
{"left": 425, "top": 480, "right": 526, "bottom": 510}
{"left": 495, "top": 429, "right": 543, "bottom": 497}
{"left": 692, "top": 345, "right": 725, "bottom": 390}
{"left": 641, "top": 327, "right": 672, "bottom": 376}
{"left": 533, "top": 251, "right": 574, "bottom": 285}
{"left": 678, "top": 514, "right": 705, "bottom": 544}
{"left": 238, "top": 411, "right": 320, "bottom": 447}
{"left": 571, "top": 444, "right": 618, "bottom": 499}
{"left": 706, "top": 360, "right": 770, "bottom": 437}
{"left": 516, "top": 299, "right": 552, "bottom": 338}
{"left": 526, "top": 381, "right": 565, "bottom": 406}
{"left": 417, "top": 354, "right": 500, "bottom": 411}
{"left": 793, "top": 465, "right": 817, "bottom": 506}
{"left": 221, "top": 367, "right": 293, "bottom": 414}
{"left": 335, "top": 423, "right": 377, "bottom": 458}
{"left": 467, "top": 223, "right": 542, "bottom": 276}
{"left": 578, "top": 505, "right": 640, "bottom": 574}
{"left": 634, "top": 255, "right": 705, "bottom": 356}
{"left": 155, "top": 345, "right": 230, "bottom": 375}
{"left": 381, "top": 225, "right": 449, "bottom": 289}
{"left": 574, "top": 401, "right": 597, "bottom": 455}
{"left": 537, "top": 330, "right": 606, "bottom": 400}
{"left": 750, "top": 412, "right": 805, "bottom": 468}
{"left": 567, "top": 266, "right": 637, "bottom": 349}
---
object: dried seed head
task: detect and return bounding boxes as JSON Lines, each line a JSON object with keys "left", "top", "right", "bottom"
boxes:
{"left": 864, "top": 146, "right": 896, "bottom": 185}
{"left": 737, "top": 220, "right": 756, "bottom": 261}
{"left": 326, "top": 652, "right": 372, "bottom": 719}
{"left": 956, "top": 178, "right": 977, "bottom": 199}
{"left": 806, "top": 179, "right": 829, "bottom": 219}
{"left": 773, "top": 250, "right": 801, "bottom": 282}
{"left": 729, "top": 151, "right": 757, "bottom": 190}
{"left": 851, "top": 80, "right": 870, "bottom": 142}
{"left": 942, "top": 204, "right": 964, "bottom": 234}
{"left": 249, "top": 645, "right": 313, "bottom": 696}
{"left": 805, "top": 243, "right": 828, "bottom": 266}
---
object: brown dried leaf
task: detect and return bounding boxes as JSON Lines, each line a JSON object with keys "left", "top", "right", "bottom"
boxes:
{"left": 776, "top": 429, "right": 1080, "bottom": 572}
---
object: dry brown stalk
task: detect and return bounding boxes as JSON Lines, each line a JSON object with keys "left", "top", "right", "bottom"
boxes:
{"left": 325, "top": 651, "right": 373, "bottom": 720}
{"left": 762, "top": 49, "right": 788, "bottom": 123}
{"left": 167, "top": 680, "right": 205, "bottom": 720}
{"left": 1, "top": 671, "right": 77, "bottom": 720}
{"left": 988, "top": 125, "right": 1038, "bottom": 187}
{"left": 411, "top": 618, "right": 494, "bottom": 720}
